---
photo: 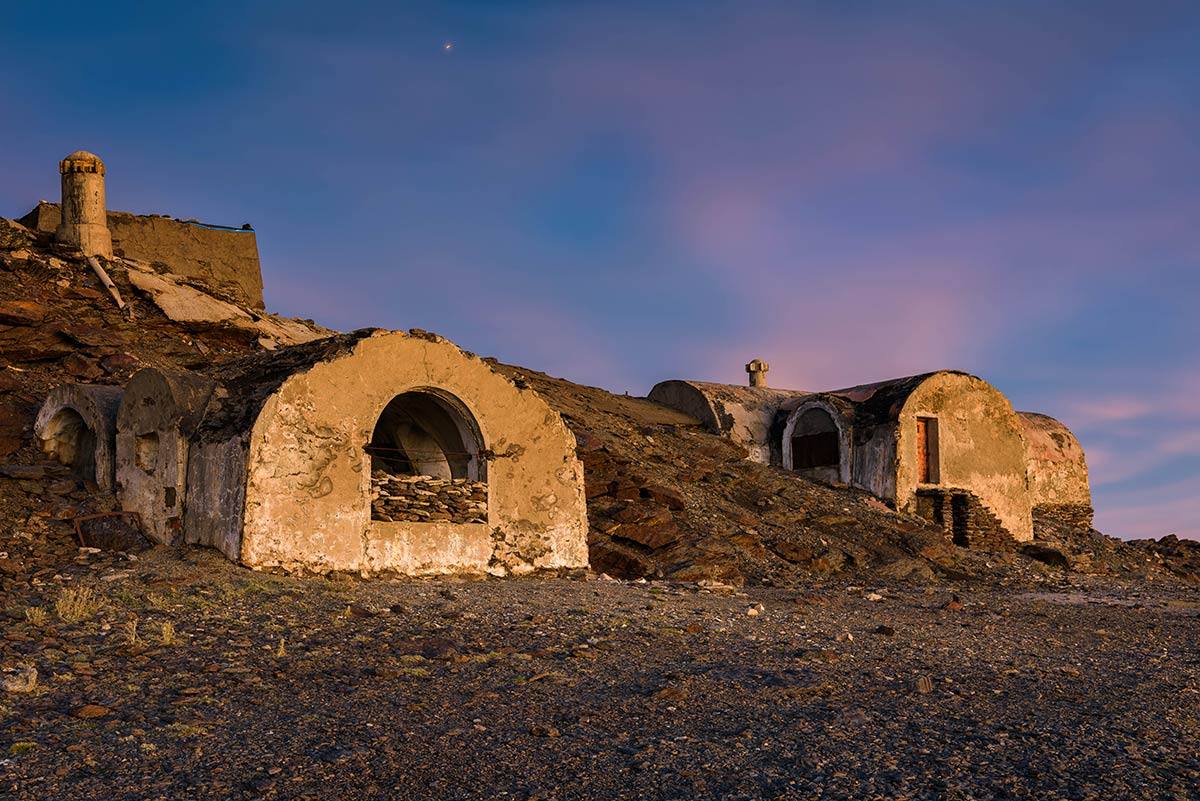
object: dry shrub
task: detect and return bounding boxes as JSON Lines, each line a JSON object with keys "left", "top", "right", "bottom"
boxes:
{"left": 55, "top": 586, "right": 102, "bottom": 623}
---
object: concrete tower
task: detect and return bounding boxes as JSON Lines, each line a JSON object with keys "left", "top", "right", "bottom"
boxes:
{"left": 56, "top": 150, "right": 112, "bottom": 258}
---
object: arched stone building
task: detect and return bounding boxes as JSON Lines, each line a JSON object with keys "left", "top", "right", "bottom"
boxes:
{"left": 34, "top": 384, "right": 123, "bottom": 492}
{"left": 650, "top": 367, "right": 1056, "bottom": 545}
{"left": 1018, "top": 411, "right": 1093, "bottom": 529}
{"left": 116, "top": 368, "right": 217, "bottom": 545}
{"left": 829, "top": 371, "right": 1033, "bottom": 544}
{"left": 152, "top": 329, "right": 589, "bottom": 575}
{"left": 646, "top": 380, "right": 801, "bottom": 464}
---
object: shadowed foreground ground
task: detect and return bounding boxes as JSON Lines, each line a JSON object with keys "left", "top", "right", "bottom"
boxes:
{"left": 2, "top": 549, "right": 1197, "bottom": 801}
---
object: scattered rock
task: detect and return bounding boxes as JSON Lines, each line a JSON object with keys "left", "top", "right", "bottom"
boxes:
{"left": 640, "top": 484, "right": 686, "bottom": 510}
{"left": 71, "top": 703, "right": 111, "bottom": 719}
{"left": 877, "top": 557, "right": 936, "bottom": 582}
{"left": 76, "top": 514, "right": 151, "bottom": 552}
{"left": 1022, "top": 543, "right": 1070, "bottom": 569}
{"left": 0, "top": 300, "right": 47, "bottom": 326}
{"left": 914, "top": 676, "right": 934, "bottom": 694}
{"left": 2, "top": 666, "right": 37, "bottom": 693}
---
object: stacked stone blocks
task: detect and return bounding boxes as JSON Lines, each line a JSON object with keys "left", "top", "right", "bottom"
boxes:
{"left": 371, "top": 472, "right": 488, "bottom": 524}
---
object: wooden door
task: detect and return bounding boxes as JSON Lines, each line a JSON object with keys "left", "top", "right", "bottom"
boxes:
{"left": 916, "top": 418, "right": 929, "bottom": 483}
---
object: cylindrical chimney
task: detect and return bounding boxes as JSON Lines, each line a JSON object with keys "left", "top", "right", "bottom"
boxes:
{"left": 746, "top": 359, "right": 769, "bottom": 388}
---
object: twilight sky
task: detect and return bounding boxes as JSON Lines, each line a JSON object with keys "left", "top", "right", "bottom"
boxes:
{"left": 1, "top": 1, "right": 1197, "bottom": 539}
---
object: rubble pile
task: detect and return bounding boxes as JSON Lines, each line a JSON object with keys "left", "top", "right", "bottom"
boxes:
{"left": 370, "top": 472, "right": 488, "bottom": 524}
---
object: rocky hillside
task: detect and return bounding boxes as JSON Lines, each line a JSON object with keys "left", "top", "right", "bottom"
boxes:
{"left": 0, "top": 214, "right": 1193, "bottom": 587}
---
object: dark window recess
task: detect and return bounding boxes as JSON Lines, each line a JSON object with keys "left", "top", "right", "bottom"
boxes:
{"left": 791, "top": 432, "right": 839, "bottom": 469}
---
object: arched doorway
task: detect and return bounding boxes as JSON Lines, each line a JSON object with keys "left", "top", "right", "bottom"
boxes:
{"left": 784, "top": 403, "right": 846, "bottom": 484}
{"left": 40, "top": 407, "right": 97, "bottom": 482}
{"left": 366, "top": 390, "right": 487, "bottom": 524}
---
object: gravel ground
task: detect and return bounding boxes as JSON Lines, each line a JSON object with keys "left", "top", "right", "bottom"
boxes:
{"left": 3, "top": 548, "right": 1198, "bottom": 801}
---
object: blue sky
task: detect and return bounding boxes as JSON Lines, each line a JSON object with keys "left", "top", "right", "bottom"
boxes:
{"left": 2, "top": 1, "right": 1197, "bottom": 539}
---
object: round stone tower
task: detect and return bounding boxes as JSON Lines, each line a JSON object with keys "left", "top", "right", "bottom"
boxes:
{"left": 56, "top": 150, "right": 112, "bottom": 258}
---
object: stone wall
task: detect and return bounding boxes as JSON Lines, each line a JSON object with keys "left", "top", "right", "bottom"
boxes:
{"left": 914, "top": 488, "right": 1012, "bottom": 550}
{"left": 1032, "top": 503, "right": 1095, "bottom": 534}
{"left": 371, "top": 473, "right": 488, "bottom": 524}
{"left": 20, "top": 202, "right": 263, "bottom": 308}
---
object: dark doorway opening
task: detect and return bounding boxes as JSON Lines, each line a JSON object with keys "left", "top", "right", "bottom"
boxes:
{"left": 366, "top": 390, "right": 488, "bottom": 525}
{"left": 42, "top": 408, "right": 97, "bottom": 482}
{"left": 792, "top": 432, "right": 839, "bottom": 468}
{"left": 367, "top": 391, "right": 484, "bottom": 480}
{"left": 951, "top": 494, "right": 969, "bottom": 546}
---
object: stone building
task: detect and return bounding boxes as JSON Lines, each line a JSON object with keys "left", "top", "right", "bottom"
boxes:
{"left": 77, "top": 328, "right": 588, "bottom": 575}
{"left": 1019, "top": 411, "right": 1093, "bottom": 529}
{"left": 33, "top": 384, "right": 123, "bottom": 493}
{"left": 647, "top": 379, "right": 801, "bottom": 466}
{"left": 115, "top": 369, "right": 217, "bottom": 545}
{"left": 821, "top": 371, "right": 1033, "bottom": 544}
{"left": 650, "top": 366, "right": 1092, "bottom": 546}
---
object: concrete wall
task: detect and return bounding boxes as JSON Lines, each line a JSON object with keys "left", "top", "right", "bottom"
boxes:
{"left": 237, "top": 331, "right": 589, "bottom": 575}
{"left": 34, "top": 384, "right": 123, "bottom": 493}
{"left": 183, "top": 438, "right": 247, "bottom": 561}
{"left": 1018, "top": 412, "right": 1091, "bottom": 508}
{"left": 896, "top": 373, "right": 1033, "bottom": 542}
{"left": 647, "top": 380, "right": 801, "bottom": 463}
{"left": 116, "top": 369, "right": 216, "bottom": 545}
{"left": 21, "top": 202, "right": 263, "bottom": 308}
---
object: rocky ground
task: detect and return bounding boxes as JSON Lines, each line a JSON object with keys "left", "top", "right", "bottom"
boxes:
{"left": 1, "top": 545, "right": 1198, "bottom": 801}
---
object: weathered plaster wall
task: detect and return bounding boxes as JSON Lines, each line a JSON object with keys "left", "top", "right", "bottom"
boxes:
{"left": 1018, "top": 412, "right": 1091, "bottom": 508}
{"left": 648, "top": 380, "right": 800, "bottom": 463}
{"left": 238, "top": 331, "right": 588, "bottom": 575}
{"left": 183, "top": 438, "right": 246, "bottom": 561}
{"left": 21, "top": 201, "right": 263, "bottom": 308}
{"left": 896, "top": 373, "right": 1033, "bottom": 542}
{"left": 116, "top": 368, "right": 216, "bottom": 545}
{"left": 850, "top": 424, "right": 897, "bottom": 502}
{"left": 34, "top": 384, "right": 123, "bottom": 492}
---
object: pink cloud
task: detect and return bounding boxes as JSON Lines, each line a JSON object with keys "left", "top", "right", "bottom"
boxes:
{"left": 1066, "top": 397, "right": 1157, "bottom": 426}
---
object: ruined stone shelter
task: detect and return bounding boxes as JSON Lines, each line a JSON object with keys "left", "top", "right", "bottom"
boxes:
{"left": 23, "top": 148, "right": 1092, "bottom": 575}
{"left": 650, "top": 362, "right": 1092, "bottom": 547}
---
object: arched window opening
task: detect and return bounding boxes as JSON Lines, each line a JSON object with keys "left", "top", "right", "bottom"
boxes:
{"left": 367, "top": 391, "right": 487, "bottom": 524}
{"left": 790, "top": 408, "right": 839, "bottom": 471}
{"left": 41, "top": 408, "right": 97, "bottom": 482}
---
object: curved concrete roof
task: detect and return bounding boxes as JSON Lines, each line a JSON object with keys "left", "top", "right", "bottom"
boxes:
{"left": 1018, "top": 411, "right": 1091, "bottom": 507}
{"left": 826, "top": 370, "right": 974, "bottom": 427}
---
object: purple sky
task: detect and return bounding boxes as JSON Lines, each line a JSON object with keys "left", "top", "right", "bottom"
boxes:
{"left": 2, "top": 2, "right": 1197, "bottom": 539}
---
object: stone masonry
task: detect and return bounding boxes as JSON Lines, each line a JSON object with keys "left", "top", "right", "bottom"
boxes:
{"left": 371, "top": 472, "right": 488, "bottom": 524}
{"left": 914, "top": 488, "right": 1011, "bottom": 550}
